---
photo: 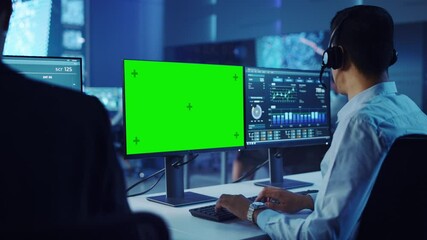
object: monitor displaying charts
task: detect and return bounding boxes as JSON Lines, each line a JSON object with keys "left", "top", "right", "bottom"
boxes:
{"left": 244, "top": 66, "right": 331, "bottom": 149}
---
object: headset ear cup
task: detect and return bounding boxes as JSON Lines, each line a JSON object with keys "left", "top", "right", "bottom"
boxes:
{"left": 389, "top": 49, "right": 398, "bottom": 66}
{"left": 323, "top": 46, "right": 344, "bottom": 69}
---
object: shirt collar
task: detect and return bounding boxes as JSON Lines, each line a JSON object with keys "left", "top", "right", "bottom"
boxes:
{"left": 337, "top": 81, "right": 397, "bottom": 121}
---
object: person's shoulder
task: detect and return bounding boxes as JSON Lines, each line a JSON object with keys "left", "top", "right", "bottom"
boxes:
{"left": 48, "top": 85, "right": 106, "bottom": 118}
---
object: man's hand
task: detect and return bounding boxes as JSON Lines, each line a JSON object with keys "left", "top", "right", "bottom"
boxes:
{"left": 255, "top": 187, "right": 314, "bottom": 213}
{"left": 215, "top": 194, "right": 251, "bottom": 221}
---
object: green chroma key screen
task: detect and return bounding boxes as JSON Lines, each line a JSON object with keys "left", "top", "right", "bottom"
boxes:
{"left": 123, "top": 60, "right": 245, "bottom": 157}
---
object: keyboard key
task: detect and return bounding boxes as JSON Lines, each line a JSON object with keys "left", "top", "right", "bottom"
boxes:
{"left": 189, "top": 196, "right": 257, "bottom": 222}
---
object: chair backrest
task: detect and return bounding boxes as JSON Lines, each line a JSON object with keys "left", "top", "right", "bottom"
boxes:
{"left": 2, "top": 212, "right": 170, "bottom": 240}
{"left": 357, "top": 134, "right": 427, "bottom": 239}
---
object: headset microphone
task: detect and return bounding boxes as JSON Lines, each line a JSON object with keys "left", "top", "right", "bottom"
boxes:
{"left": 319, "top": 63, "right": 327, "bottom": 90}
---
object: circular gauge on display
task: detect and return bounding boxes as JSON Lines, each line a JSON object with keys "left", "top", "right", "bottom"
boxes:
{"left": 251, "top": 105, "right": 262, "bottom": 120}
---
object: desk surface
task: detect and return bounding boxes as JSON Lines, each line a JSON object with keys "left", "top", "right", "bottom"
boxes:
{"left": 128, "top": 171, "right": 322, "bottom": 240}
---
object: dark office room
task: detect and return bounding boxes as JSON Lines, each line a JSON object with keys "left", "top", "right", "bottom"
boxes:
{"left": 1, "top": 0, "right": 427, "bottom": 239}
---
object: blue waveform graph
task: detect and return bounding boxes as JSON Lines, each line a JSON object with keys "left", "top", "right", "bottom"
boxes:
{"left": 271, "top": 110, "right": 327, "bottom": 127}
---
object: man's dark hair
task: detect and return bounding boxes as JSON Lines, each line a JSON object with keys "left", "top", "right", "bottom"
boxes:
{"left": 331, "top": 5, "right": 395, "bottom": 78}
{"left": 0, "top": 0, "right": 13, "bottom": 31}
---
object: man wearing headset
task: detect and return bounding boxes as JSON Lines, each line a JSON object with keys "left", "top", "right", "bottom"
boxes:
{"left": 215, "top": 5, "right": 427, "bottom": 239}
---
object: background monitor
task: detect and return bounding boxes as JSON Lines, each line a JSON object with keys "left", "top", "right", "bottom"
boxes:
{"left": 3, "top": 1, "right": 53, "bottom": 56}
{"left": 123, "top": 59, "right": 245, "bottom": 206}
{"left": 255, "top": 31, "right": 328, "bottom": 70}
{"left": 84, "top": 87, "right": 122, "bottom": 112}
{"left": 3, "top": 55, "right": 83, "bottom": 92}
{"left": 3, "top": 0, "right": 87, "bottom": 81}
{"left": 244, "top": 66, "right": 331, "bottom": 189}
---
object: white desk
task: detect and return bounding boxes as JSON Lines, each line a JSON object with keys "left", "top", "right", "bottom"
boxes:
{"left": 128, "top": 171, "right": 322, "bottom": 240}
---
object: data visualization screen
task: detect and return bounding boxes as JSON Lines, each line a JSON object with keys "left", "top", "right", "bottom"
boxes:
{"left": 3, "top": 55, "right": 82, "bottom": 91}
{"left": 256, "top": 31, "right": 327, "bottom": 70}
{"left": 245, "top": 67, "right": 331, "bottom": 148}
{"left": 123, "top": 60, "right": 245, "bottom": 157}
{"left": 4, "top": 0, "right": 53, "bottom": 56}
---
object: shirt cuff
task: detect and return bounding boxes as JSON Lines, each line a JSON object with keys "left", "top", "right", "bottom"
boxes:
{"left": 308, "top": 192, "right": 317, "bottom": 202}
{"left": 256, "top": 209, "right": 280, "bottom": 229}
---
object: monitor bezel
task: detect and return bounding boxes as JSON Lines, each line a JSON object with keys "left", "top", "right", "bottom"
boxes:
{"left": 2, "top": 55, "right": 83, "bottom": 92}
{"left": 122, "top": 59, "right": 246, "bottom": 159}
{"left": 243, "top": 66, "right": 332, "bottom": 150}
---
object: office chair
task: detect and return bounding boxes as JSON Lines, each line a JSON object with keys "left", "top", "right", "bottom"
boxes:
{"left": 2, "top": 212, "right": 170, "bottom": 240}
{"left": 357, "top": 134, "right": 427, "bottom": 240}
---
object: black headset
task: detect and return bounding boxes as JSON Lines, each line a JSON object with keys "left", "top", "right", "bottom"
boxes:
{"left": 319, "top": 12, "right": 398, "bottom": 88}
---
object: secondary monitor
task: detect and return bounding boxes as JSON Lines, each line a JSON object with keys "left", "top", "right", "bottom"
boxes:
{"left": 244, "top": 66, "right": 331, "bottom": 189}
{"left": 3, "top": 55, "right": 83, "bottom": 92}
{"left": 245, "top": 67, "right": 331, "bottom": 148}
{"left": 123, "top": 59, "right": 245, "bottom": 206}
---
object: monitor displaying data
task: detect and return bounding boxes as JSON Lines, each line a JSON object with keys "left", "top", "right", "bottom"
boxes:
{"left": 3, "top": 0, "right": 53, "bottom": 56}
{"left": 3, "top": 55, "right": 83, "bottom": 92}
{"left": 256, "top": 31, "right": 328, "bottom": 70}
{"left": 245, "top": 67, "right": 331, "bottom": 148}
{"left": 123, "top": 60, "right": 245, "bottom": 157}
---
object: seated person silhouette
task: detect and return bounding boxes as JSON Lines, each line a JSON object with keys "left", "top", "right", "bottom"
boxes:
{"left": 0, "top": 2, "right": 168, "bottom": 238}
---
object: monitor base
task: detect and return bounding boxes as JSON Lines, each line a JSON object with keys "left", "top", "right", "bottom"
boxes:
{"left": 147, "top": 191, "right": 217, "bottom": 207}
{"left": 254, "top": 178, "right": 313, "bottom": 189}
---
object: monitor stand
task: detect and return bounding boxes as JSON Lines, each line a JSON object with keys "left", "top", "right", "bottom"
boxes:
{"left": 147, "top": 155, "right": 217, "bottom": 207}
{"left": 254, "top": 148, "right": 313, "bottom": 189}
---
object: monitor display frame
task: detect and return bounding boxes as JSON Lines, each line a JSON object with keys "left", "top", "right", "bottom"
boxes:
{"left": 123, "top": 59, "right": 246, "bottom": 207}
{"left": 244, "top": 66, "right": 332, "bottom": 189}
{"left": 3, "top": 55, "right": 83, "bottom": 92}
{"left": 123, "top": 59, "right": 245, "bottom": 159}
{"left": 244, "top": 66, "right": 331, "bottom": 150}
{"left": 255, "top": 30, "right": 328, "bottom": 71}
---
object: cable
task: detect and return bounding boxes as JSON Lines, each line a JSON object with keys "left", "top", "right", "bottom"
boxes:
{"left": 232, "top": 159, "right": 270, "bottom": 183}
{"left": 126, "top": 154, "right": 198, "bottom": 197}
{"left": 171, "top": 153, "right": 199, "bottom": 168}
{"left": 127, "top": 170, "right": 165, "bottom": 198}
{"left": 126, "top": 167, "right": 165, "bottom": 195}
{"left": 319, "top": 64, "right": 328, "bottom": 90}
{"left": 126, "top": 167, "right": 165, "bottom": 192}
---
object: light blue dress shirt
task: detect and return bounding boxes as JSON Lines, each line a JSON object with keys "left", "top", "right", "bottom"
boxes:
{"left": 256, "top": 82, "right": 427, "bottom": 240}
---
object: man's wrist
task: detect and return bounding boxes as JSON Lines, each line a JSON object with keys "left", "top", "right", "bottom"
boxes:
{"left": 301, "top": 194, "right": 314, "bottom": 210}
{"left": 247, "top": 201, "right": 267, "bottom": 223}
{"left": 252, "top": 208, "right": 267, "bottom": 225}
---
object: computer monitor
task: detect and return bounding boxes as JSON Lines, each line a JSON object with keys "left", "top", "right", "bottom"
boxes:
{"left": 255, "top": 30, "right": 328, "bottom": 70}
{"left": 244, "top": 66, "right": 331, "bottom": 189}
{"left": 3, "top": 55, "right": 83, "bottom": 92}
{"left": 123, "top": 59, "right": 245, "bottom": 206}
{"left": 84, "top": 87, "right": 122, "bottom": 112}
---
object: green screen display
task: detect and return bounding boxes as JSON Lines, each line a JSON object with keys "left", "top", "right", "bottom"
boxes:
{"left": 123, "top": 60, "right": 245, "bottom": 157}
